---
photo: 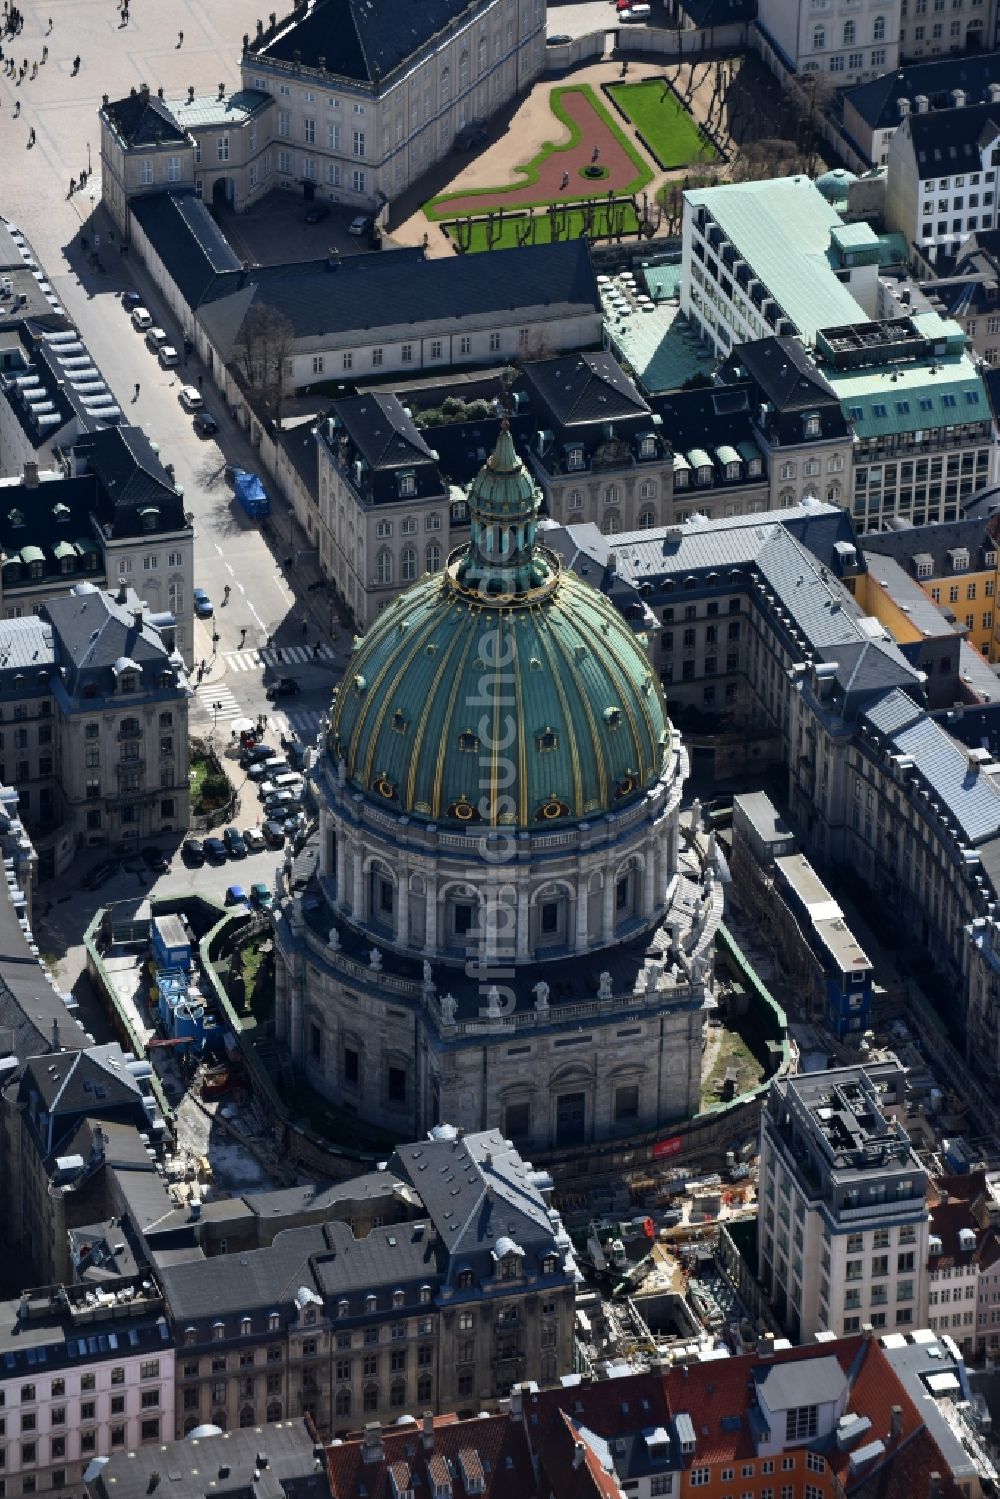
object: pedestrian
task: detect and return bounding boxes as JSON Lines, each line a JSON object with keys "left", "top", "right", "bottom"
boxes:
{"left": 197, "top": 373, "right": 203, "bottom": 391}
{"left": 46, "top": 16, "right": 51, "bottom": 33}
{"left": 71, "top": 54, "right": 79, "bottom": 73}
{"left": 26, "top": 124, "right": 34, "bottom": 146}
{"left": 176, "top": 29, "right": 183, "bottom": 46}
{"left": 12, "top": 98, "right": 19, "bottom": 116}
{"left": 301, "top": 619, "right": 308, "bottom": 638}
{"left": 133, "top": 381, "right": 140, "bottom": 401}
{"left": 41, "top": 45, "right": 46, "bottom": 62}
{"left": 30, "top": 59, "right": 36, "bottom": 79}
{"left": 312, "top": 642, "right": 320, "bottom": 658}
{"left": 592, "top": 145, "right": 600, "bottom": 163}
{"left": 67, "top": 176, "right": 75, "bottom": 196}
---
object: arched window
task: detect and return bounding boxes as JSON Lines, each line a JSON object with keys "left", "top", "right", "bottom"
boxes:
{"left": 266, "top": 1401, "right": 282, "bottom": 1422}
{"left": 458, "top": 50, "right": 469, "bottom": 88}
{"left": 212, "top": 1409, "right": 227, "bottom": 1430}
{"left": 425, "top": 542, "right": 441, "bottom": 573}
{"left": 843, "top": 18, "right": 855, "bottom": 44}
{"left": 183, "top": 1417, "right": 200, "bottom": 1435}
{"left": 390, "top": 1379, "right": 406, "bottom": 1409}
{"left": 813, "top": 26, "right": 825, "bottom": 48}
{"left": 440, "top": 67, "right": 450, "bottom": 104}
{"left": 602, "top": 514, "right": 621, "bottom": 535}
{"left": 873, "top": 14, "right": 885, "bottom": 40}
{"left": 566, "top": 489, "right": 583, "bottom": 510}
{"left": 417, "top": 1374, "right": 432, "bottom": 1402}
{"left": 376, "top": 549, "right": 393, "bottom": 585}
{"left": 335, "top": 1388, "right": 351, "bottom": 1417}
{"left": 401, "top": 546, "right": 416, "bottom": 582}
{"left": 239, "top": 1406, "right": 255, "bottom": 1428}
{"left": 363, "top": 1384, "right": 379, "bottom": 1413}
{"left": 826, "top": 484, "right": 841, "bottom": 504}
{"left": 637, "top": 511, "right": 655, "bottom": 530}
{"left": 477, "top": 35, "right": 487, "bottom": 75}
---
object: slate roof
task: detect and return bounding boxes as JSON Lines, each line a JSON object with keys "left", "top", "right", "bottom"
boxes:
{"left": 90, "top": 1420, "right": 321, "bottom": 1499}
{"left": 198, "top": 240, "right": 600, "bottom": 355}
{"left": 815, "top": 637, "right": 926, "bottom": 718}
{"left": 861, "top": 688, "right": 1000, "bottom": 845}
{"left": 755, "top": 1354, "right": 847, "bottom": 1408}
{"left": 256, "top": 0, "right": 492, "bottom": 83}
{"left": 45, "top": 587, "right": 176, "bottom": 676}
{"left": 860, "top": 551, "right": 960, "bottom": 638}
{"left": 677, "top": 0, "right": 756, "bottom": 22}
{"left": 844, "top": 52, "right": 1000, "bottom": 134}
{"left": 101, "top": 90, "right": 189, "bottom": 147}
{"left": 0, "top": 880, "right": 88, "bottom": 1068}
{"left": 76, "top": 424, "right": 181, "bottom": 512}
{"left": 19, "top": 1043, "right": 152, "bottom": 1161}
{"left": 724, "top": 337, "right": 839, "bottom": 413}
{"left": 863, "top": 518, "right": 996, "bottom": 577}
{"left": 519, "top": 352, "right": 649, "bottom": 427}
{"left": 331, "top": 393, "right": 438, "bottom": 470}
{"left": 907, "top": 102, "right": 1000, "bottom": 180}
{"left": 128, "top": 192, "right": 241, "bottom": 309}
{"left": 389, "top": 1129, "right": 559, "bottom": 1275}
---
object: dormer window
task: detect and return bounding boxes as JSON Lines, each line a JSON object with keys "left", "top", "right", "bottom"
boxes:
{"left": 120, "top": 673, "right": 137, "bottom": 694}
{"left": 366, "top": 1294, "right": 377, "bottom": 1313}
{"left": 748, "top": 459, "right": 763, "bottom": 477}
{"left": 392, "top": 1289, "right": 404, "bottom": 1309}
{"left": 457, "top": 1270, "right": 474, "bottom": 1290}
{"left": 638, "top": 434, "right": 656, "bottom": 459}
{"left": 337, "top": 1299, "right": 349, "bottom": 1318}
{"left": 725, "top": 461, "right": 740, "bottom": 480}
{"left": 139, "top": 506, "right": 159, "bottom": 532}
{"left": 398, "top": 471, "right": 416, "bottom": 498}
{"left": 803, "top": 413, "right": 821, "bottom": 437}
{"left": 675, "top": 468, "right": 689, "bottom": 489}
{"left": 7, "top": 509, "right": 24, "bottom": 529}
{"left": 458, "top": 730, "right": 479, "bottom": 753}
{"left": 500, "top": 1253, "right": 520, "bottom": 1281}
{"left": 536, "top": 727, "right": 558, "bottom": 752}
{"left": 566, "top": 446, "right": 584, "bottom": 471}
{"left": 304, "top": 1307, "right": 317, "bottom": 1325}
{"left": 542, "top": 1254, "right": 558, "bottom": 1275}
{"left": 696, "top": 465, "right": 712, "bottom": 486}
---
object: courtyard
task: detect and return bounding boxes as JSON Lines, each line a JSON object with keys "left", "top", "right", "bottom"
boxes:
{"left": 606, "top": 78, "right": 719, "bottom": 170}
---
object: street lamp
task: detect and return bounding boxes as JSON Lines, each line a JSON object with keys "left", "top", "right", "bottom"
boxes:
{"left": 211, "top": 629, "right": 220, "bottom": 656}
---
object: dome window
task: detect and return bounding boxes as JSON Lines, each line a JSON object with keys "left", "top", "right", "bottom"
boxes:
{"left": 529, "top": 656, "right": 542, "bottom": 671}
{"left": 615, "top": 770, "right": 637, "bottom": 799}
{"left": 536, "top": 727, "right": 558, "bottom": 753}
{"left": 372, "top": 772, "right": 397, "bottom": 801}
{"left": 447, "top": 795, "right": 480, "bottom": 822}
{"left": 392, "top": 709, "right": 408, "bottom": 734}
{"left": 536, "top": 796, "right": 569, "bottom": 821}
{"left": 603, "top": 707, "right": 622, "bottom": 729}
{"left": 458, "top": 730, "right": 479, "bottom": 753}
{"left": 354, "top": 673, "right": 367, "bottom": 693}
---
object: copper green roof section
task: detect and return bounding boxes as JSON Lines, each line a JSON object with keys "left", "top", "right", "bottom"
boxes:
{"left": 329, "top": 426, "right": 671, "bottom": 828}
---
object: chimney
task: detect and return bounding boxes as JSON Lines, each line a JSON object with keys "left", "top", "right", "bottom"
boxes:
{"left": 952, "top": 88, "right": 966, "bottom": 108}
{"left": 757, "top": 1333, "right": 775, "bottom": 1358}
{"left": 897, "top": 97, "right": 910, "bottom": 119}
{"left": 990, "top": 83, "right": 1000, "bottom": 104}
{"left": 915, "top": 94, "right": 929, "bottom": 113}
{"left": 573, "top": 1442, "right": 586, "bottom": 1470}
{"left": 890, "top": 1405, "right": 903, "bottom": 1441}
{"left": 140, "top": 81, "right": 149, "bottom": 97}
{"left": 929, "top": 1475, "right": 942, "bottom": 1499}
{"left": 422, "top": 1412, "right": 434, "bottom": 1451}
{"left": 22, "top": 460, "right": 39, "bottom": 488}
{"left": 509, "top": 1386, "right": 523, "bottom": 1419}
{"left": 862, "top": 1322, "right": 875, "bottom": 1340}
{"left": 133, "top": 605, "right": 144, "bottom": 632}
{"left": 50, "top": 1018, "right": 59, "bottom": 1052}
{"left": 362, "top": 1423, "right": 383, "bottom": 1464}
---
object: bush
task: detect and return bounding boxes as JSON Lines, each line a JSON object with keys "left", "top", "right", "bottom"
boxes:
{"left": 201, "top": 771, "right": 232, "bottom": 805}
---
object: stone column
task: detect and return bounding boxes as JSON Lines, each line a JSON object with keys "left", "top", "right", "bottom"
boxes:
{"left": 335, "top": 834, "right": 346, "bottom": 907}
{"left": 397, "top": 871, "right": 410, "bottom": 947}
{"left": 575, "top": 874, "right": 589, "bottom": 952}
{"left": 352, "top": 846, "right": 363, "bottom": 921}
{"left": 516, "top": 884, "right": 530, "bottom": 960}
{"left": 602, "top": 866, "right": 615, "bottom": 941}
{"left": 643, "top": 845, "right": 656, "bottom": 917}
{"left": 424, "top": 876, "right": 438, "bottom": 954}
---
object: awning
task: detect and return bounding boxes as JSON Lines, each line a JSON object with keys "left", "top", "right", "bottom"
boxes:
{"left": 715, "top": 445, "right": 740, "bottom": 466}
{"left": 19, "top": 546, "right": 44, "bottom": 564}
{"left": 736, "top": 440, "right": 763, "bottom": 464}
{"left": 673, "top": 453, "right": 691, "bottom": 471}
{"left": 687, "top": 449, "right": 712, "bottom": 469}
{"left": 53, "top": 541, "right": 78, "bottom": 560}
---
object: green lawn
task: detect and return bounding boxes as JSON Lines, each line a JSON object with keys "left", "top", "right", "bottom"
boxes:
{"left": 423, "top": 84, "right": 653, "bottom": 220}
{"left": 607, "top": 80, "right": 719, "bottom": 170}
{"left": 444, "top": 200, "right": 642, "bottom": 253}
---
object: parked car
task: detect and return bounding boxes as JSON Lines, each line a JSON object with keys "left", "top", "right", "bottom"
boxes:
{"left": 193, "top": 410, "right": 219, "bottom": 437}
{"left": 121, "top": 290, "right": 143, "bottom": 312}
{"left": 225, "top": 884, "right": 249, "bottom": 907}
{"left": 243, "top": 827, "right": 266, "bottom": 852}
{"left": 140, "top": 845, "right": 170, "bottom": 873}
{"left": 193, "top": 587, "right": 214, "bottom": 619}
{"left": 454, "top": 123, "right": 487, "bottom": 151}
{"left": 131, "top": 306, "right": 153, "bottom": 331}
{"left": 178, "top": 384, "right": 203, "bottom": 412}
{"left": 247, "top": 762, "right": 273, "bottom": 782}
{"left": 224, "top": 826, "right": 247, "bottom": 858}
{"left": 265, "top": 677, "right": 301, "bottom": 699}
{"left": 204, "top": 836, "right": 228, "bottom": 863}
{"left": 546, "top": 31, "right": 572, "bottom": 42}
{"left": 262, "top": 819, "right": 286, "bottom": 848}
{"left": 618, "top": 4, "right": 651, "bottom": 16}
{"left": 348, "top": 214, "right": 375, "bottom": 237}
{"left": 304, "top": 204, "right": 330, "bottom": 224}
{"left": 158, "top": 345, "right": 180, "bottom": 369}
{"left": 84, "top": 859, "right": 121, "bottom": 891}
{"left": 145, "top": 326, "right": 169, "bottom": 354}
{"left": 251, "top": 881, "right": 274, "bottom": 909}
{"left": 182, "top": 838, "right": 205, "bottom": 866}
{"left": 241, "top": 744, "right": 274, "bottom": 769}
{"left": 259, "top": 773, "right": 304, "bottom": 800}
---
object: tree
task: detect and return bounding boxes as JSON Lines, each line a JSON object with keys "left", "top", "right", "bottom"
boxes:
{"left": 790, "top": 71, "right": 837, "bottom": 176}
{"left": 238, "top": 301, "right": 295, "bottom": 427}
{"left": 731, "top": 137, "right": 805, "bottom": 182}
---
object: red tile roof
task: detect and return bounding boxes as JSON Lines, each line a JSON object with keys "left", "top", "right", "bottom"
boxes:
{"left": 326, "top": 1413, "right": 535, "bottom": 1499}
{"left": 536, "top": 1410, "right": 623, "bottom": 1499}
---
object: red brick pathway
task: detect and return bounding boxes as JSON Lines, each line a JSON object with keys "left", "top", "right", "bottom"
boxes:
{"left": 432, "top": 87, "right": 643, "bottom": 219}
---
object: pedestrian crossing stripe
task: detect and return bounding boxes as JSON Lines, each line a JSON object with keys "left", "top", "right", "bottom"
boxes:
{"left": 224, "top": 644, "right": 337, "bottom": 672}
{"left": 193, "top": 684, "right": 243, "bottom": 720}
{"left": 268, "top": 708, "right": 326, "bottom": 741}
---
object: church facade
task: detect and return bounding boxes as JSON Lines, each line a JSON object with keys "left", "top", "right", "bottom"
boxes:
{"left": 274, "top": 425, "right": 721, "bottom": 1154}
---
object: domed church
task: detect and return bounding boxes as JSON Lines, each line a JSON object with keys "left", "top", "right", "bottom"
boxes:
{"left": 274, "top": 424, "right": 721, "bottom": 1153}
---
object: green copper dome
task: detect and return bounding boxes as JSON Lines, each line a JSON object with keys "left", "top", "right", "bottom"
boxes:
{"left": 327, "top": 426, "right": 671, "bottom": 828}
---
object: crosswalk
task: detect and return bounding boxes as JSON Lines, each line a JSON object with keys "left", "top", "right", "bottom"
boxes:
{"left": 192, "top": 683, "right": 244, "bottom": 724}
{"left": 269, "top": 707, "right": 327, "bottom": 744}
{"left": 224, "top": 644, "right": 338, "bottom": 673}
